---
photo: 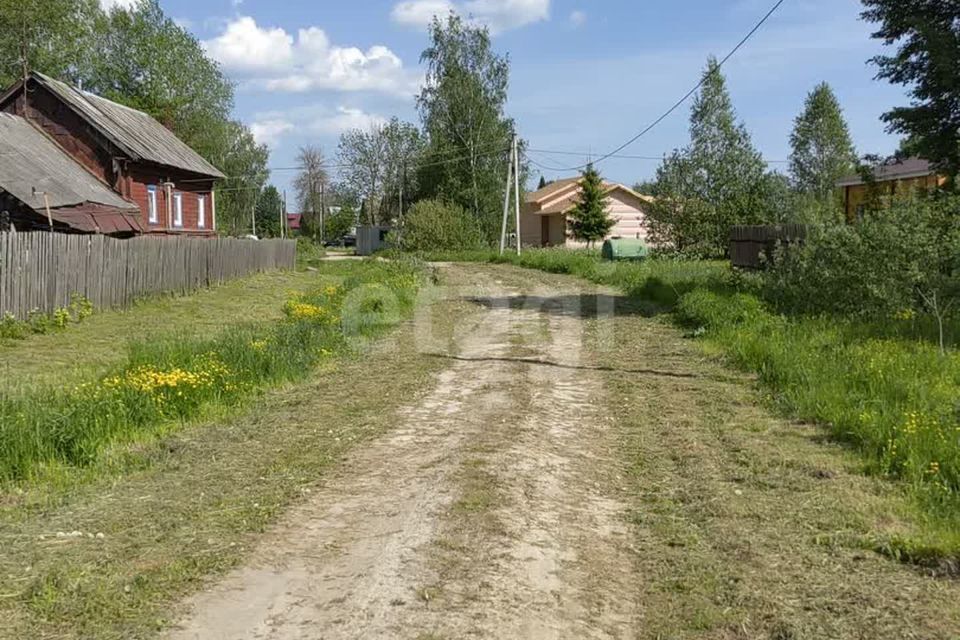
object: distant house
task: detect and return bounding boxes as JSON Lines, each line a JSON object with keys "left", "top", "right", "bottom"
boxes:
{"left": 286, "top": 213, "right": 303, "bottom": 234}
{"left": 0, "top": 72, "right": 224, "bottom": 236}
{"left": 836, "top": 157, "right": 945, "bottom": 221}
{"left": 519, "top": 177, "right": 654, "bottom": 247}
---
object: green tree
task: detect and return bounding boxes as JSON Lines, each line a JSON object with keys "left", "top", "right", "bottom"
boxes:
{"left": 209, "top": 122, "right": 269, "bottom": 236}
{"left": 324, "top": 204, "right": 356, "bottom": 244}
{"left": 648, "top": 57, "right": 772, "bottom": 256}
{"left": 87, "top": 1, "right": 234, "bottom": 159}
{"left": 416, "top": 13, "right": 519, "bottom": 242}
{"left": 255, "top": 185, "right": 283, "bottom": 238}
{"left": 537, "top": 175, "right": 548, "bottom": 190}
{"left": 789, "top": 82, "right": 857, "bottom": 213}
{"left": 862, "top": 1, "right": 960, "bottom": 179}
{"left": 568, "top": 165, "right": 614, "bottom": 246}
{"left": 0, "top": 0, "right": 99, "bottom": 87}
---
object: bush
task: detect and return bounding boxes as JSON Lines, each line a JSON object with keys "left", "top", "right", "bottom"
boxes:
{"left": 764, "top": 195, "right": 960, "bottom": 321}
{"left": 394, "top": 199, "right": 486, "bottom": 253}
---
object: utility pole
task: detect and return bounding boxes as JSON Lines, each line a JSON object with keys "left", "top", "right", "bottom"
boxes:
{"left": 398, "top": 162, "right": 404, "bottom": 221}
{"left": 513, "top": 136, "right": 521, "bottom": 256}
{"left": 320, "top": 181, "right": 326, "bottom": 244}
{"left": 499, "top": 141, "right": 514, "bottom": 255}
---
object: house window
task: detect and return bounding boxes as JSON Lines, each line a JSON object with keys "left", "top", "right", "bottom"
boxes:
{"left": 173, "top": 192, "right": 183, "bottom": 228}
{"left": 198, "top": 195, "right": 206, "bottom": 228}
{"left": 147, "top": 186, "right": 159, "bottom": 224}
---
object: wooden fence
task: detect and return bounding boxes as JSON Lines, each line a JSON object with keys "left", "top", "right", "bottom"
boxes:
{"left": 0, "top": 232, "right": 297, "bottom": 319}
{"left": 730, "top": 224, "right": 807, "bottom": 269}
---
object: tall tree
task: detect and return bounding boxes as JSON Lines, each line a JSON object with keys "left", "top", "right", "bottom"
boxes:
{"left": 568, "top": 164, "right": 614, "bottom": 246}
{"left": 416, "top": 13, "right": 518, "bottom": 242}
{"left": 338, "top": 126, "right": 389, "bottom": 226}
{"left": 87, "top": 0, "right": 234, "bottom": 159}
{"left": 789, "top": 82, "right": 857, "bottom": 207}
{"left": 0, "top": 0, "right": 99, "bottom": 87}
{"left": 294, "top": 146, "right": 329, "bottom": 240}
{"left": 337, "top": 118, "right": 422, "bottom": 225}
{"left": 212, "top": 122, "right": 269, "bottom": 236}
{"left": 862, "top": 1, "right": 960, "bottom": 179}
{"left": 255, "top": 185, "right": 284, "bottom": 238}
{"left": 647, "top": 57, "right": 771, "bottom": 256}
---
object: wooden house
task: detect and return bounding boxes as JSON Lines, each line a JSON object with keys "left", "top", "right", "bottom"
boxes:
{"left": 519, "top": 177, "right": 653, "bottom": 247}
{"left": 0, "top": 72, "right": 224, "bottom": 236}
{"left": 836, "top": 157, "right": 945, "bottom": 221}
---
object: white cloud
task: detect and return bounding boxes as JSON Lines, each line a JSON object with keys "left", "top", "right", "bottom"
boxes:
{"left": 250, "top": 119, "right": 295, "bottom": 149}
{"left": 251, "top": 106, "right": 388, "bottom": 147}
{"left": 99, "top": 0, "right": 140, "bottom": 11}
{"left": 309, "top": 107, "right": 388, "bottom": 135}
{"left": 569, "top": 10, "right": 586, "bottom": 28}
{"left": 392, "top": 0, "right": 550, "bottom": 35}
{"left": 204, "top": 17, "right": 294, "bottom": 73}
{"left": 204, "top": 17, "right": 419, "bottom": 96}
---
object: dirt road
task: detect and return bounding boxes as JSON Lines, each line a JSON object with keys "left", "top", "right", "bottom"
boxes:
{"left": 166, "top": 263, "right": 960, "bottom": 640}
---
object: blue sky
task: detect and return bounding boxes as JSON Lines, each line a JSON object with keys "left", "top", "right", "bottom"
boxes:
{"left": 110, "top": 0, "right": 910, "bottom": 196}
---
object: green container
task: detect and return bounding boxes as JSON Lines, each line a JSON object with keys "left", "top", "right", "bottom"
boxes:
{"left": 602, "top": 238, "right": 649, "bottom": 261}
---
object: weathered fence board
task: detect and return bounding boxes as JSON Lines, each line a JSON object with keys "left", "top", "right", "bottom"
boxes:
{"left": 0, "top": 232, "right": 296, "bottom": 319}
{"left": 730, "top": 224, "right": 807, "bottom": 269}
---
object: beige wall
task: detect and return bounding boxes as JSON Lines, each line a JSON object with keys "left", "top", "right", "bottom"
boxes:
{"left": 520, "top": 189, "right": 650, "bottom": 248}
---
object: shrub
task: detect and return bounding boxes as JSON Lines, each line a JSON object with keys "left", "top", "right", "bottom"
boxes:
{"left": 394, "top": 199, "right": 486, "bottom": 253}
{"left": 764, "top": 195, "right": 960, "bottom": 322}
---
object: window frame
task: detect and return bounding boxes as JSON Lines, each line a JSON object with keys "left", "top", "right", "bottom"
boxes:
{"left": 147, "top": 185, "right": 159, "bottom": 225}
{"left": 198, "top": 194, "right": 206, "bottom": 229}
{"left": 173, "top": 192, "right": 184, "bottom": 228}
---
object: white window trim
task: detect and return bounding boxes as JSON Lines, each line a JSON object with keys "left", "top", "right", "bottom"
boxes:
{"left": 198, "top": 195, "right": 206, "bottom": 229}
{"left": 173, "top": 192, "right": 183, "bottom": 228}
{"left": 147, "top": 186, "right": 159, "bottom": 225}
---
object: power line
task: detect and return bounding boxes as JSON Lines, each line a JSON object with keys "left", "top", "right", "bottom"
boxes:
{"left": 209, "top": 144, "right": 512, "bottom": 192}
{"left": 534, "top": 0, "right": 788, "bottom": 173}
{"left": 527, "top": 147, "right": 790, "bottom": 165}
{"left": 192, "top": 142, "right": 511, "bottom": 185}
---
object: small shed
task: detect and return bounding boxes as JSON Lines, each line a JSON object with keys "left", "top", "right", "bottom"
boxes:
{"left": 356, "top": 225, "right": 392, "bottom": 256}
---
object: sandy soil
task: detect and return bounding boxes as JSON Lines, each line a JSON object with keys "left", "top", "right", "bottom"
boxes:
{"left": 166, "top": 264, "right": 637, "bottom": 640}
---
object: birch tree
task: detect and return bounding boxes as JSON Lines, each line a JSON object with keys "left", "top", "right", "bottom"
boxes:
{"left": 416, "top": 13, "right": 518, "bottom": 242}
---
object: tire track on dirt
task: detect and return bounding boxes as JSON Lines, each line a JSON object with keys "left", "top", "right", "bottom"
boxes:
{"left": 167, "top": 265, "right": 638, "bottom": 639}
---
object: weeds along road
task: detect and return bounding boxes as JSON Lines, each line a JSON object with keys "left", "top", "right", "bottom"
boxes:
{"left": 165, "top": 263, "right": 960, "bottom": 640}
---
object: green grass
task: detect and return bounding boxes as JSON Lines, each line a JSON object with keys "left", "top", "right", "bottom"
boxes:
{"left": 0, "top": 278, "right": 465, "bottom": 639}
{"left": 0, "top": 260, "right": 424, "bottom": 484}
{"left": 433, "top": 247, "right": 960, "bottom": 565}
{"left": 0, "top": 269, "right": 325, "bottom": 388}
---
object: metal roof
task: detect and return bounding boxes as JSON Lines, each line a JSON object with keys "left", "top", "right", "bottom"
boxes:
{"left": 0, "top": 113, "right": 139, "bottom": 212}
{"left": 836, "top": 157, "right": 935, "bottom": 187}
{"left": 32, "top": 72, "right": 225, "bottom": 179}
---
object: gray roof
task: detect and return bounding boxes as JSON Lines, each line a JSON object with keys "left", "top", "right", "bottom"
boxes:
{"left": 836, "top": 157, "right": 934, "bottom": 187}
{"left": 0, "top": 113, "right": 138, "bottom": 211}
{"left": 33, "top": 72, "right": 225, "bottom": 179}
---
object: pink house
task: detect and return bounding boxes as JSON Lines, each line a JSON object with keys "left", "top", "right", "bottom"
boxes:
{"left": 519, "top": 177, "right": 653, "bottom": 248}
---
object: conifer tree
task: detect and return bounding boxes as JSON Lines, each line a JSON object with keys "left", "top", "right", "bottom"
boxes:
{"left": 789, "top": 82, "right": 856, "bottom": 206}
{"left": 537, "top": 175, "right": 548, "bottom": 189}
{"left": 568, "top": 164, "right": 614, "bottom": 246}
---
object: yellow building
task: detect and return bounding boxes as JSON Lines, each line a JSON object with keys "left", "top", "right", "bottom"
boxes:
{"left": 836, "top": 157, "right": 945, "bottom": 221}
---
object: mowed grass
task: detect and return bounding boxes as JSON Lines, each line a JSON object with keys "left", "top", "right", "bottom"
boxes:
{"left": 0, "top": 269, "right": 323, "bottom": 388}
{"left": 0, "top": 260, "right": 423, "bottom": 484}
{"left": 0, "top": 259, "right": 463, "bottom": 639}
{"left": 435, "top": 248, "right": 960, "bottom": 566}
